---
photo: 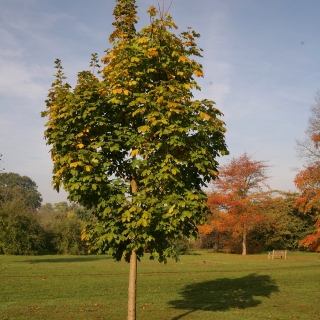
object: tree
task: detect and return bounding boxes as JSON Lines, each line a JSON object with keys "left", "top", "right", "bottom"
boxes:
{"left": 0, "top": 172, "right": 42, "bottom": 209}
{"left": 206, "top": 153, "right": 270, "bottom": 255}
{"left": 0, "top": 198, "right": 45, "bottom": 255}
{"left": 0, "top": 153, "right": 3, "bottom": 172}
{"left": 294, "top": 89, "right": 320, "bottom": 252}
{"left": 41, "top": 1, "right": 228, "bottom": 318}
{"left": 38, "top": 202, "right": 89, "bottom": 254}
{"left": 254, "top": 192, "right": 315, "bottom": 251}
{"left": 294, "top": 164, "right": 320, "bottom": 251}
{"left": 296, "top": 90, "right": 320, "bottom": 162}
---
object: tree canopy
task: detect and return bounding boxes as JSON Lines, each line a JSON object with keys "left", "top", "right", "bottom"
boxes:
{"left": 0, "top": 172, "right": 42, "bottom": 209}
{"left": 294, "top": 89, "right": 320, "bottom": 252}
{"left": 42, "top": 0, "right": 228, "bottom": 263}
{"left": 204, "top": 153, "right": 270, "bottom": 255}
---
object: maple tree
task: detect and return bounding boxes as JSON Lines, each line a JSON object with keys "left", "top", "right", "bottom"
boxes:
{"left": 294, "top": 90, "right": 320, "bottom": 252}
{"left": 202, "top": 153, "right": 270, "bottom": 255}
{"left": 294, "top": 164, "right": 320, "bottom": 251}
{"left": 41, "top": 1, "right": 228, "bottom": 318}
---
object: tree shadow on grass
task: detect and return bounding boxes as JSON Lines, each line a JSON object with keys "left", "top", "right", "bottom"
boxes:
{"left": 168, "top": 273, "right": 279, "bottom": 319}
{"left": 18, "top": 255, "right": 112, "bottom": 264}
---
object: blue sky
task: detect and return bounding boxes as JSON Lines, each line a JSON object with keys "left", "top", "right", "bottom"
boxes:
{"left": 0, "top": 0, "right": 319, "bottom": 204}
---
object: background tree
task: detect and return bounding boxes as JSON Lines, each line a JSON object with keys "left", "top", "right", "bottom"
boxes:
{"left": 41, "top": 0, "right": 228, "bottom": 318}
{"left": 251, "top": 192, "right": 315, "bottom": 251}
{"left": 206, "top": 153, "right": 270, "bottom": 255}
{"left": 0, "top": 153, "right": 3, "bottom": 172}
{"left": 0, "top": 173, "right": 45, "bottom": 255}
{"left": 294, "top": 164, "right": 320, "bottom": 251}
{"left": 294, "top": 90, "right": 320, "bottom": 252}
{"left": 0, "top": 172, "right": 42, "bottom": 209}
{"left": 38, "top": 202, "right": 90, "bottom": 254}
{"left": 296, "top": 90, "right": 320, "bottom": 161}
{"left": 0, "top": 200, "right": 45, "bottom": 255}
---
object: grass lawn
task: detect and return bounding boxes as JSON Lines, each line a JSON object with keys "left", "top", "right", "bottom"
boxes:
{"left": 0, "top": 251, "right": 319, "bottom": 319}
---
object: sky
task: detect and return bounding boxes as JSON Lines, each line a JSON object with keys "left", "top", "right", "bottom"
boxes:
{"left": 0, "top": 0, "right": 319, "bottom": 204}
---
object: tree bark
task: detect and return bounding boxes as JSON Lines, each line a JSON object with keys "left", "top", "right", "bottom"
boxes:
{"left": 214, "top": 231, "right": 219, "bottom": 252}
{"left": 128, "top": 250, "right": 137, "bottom": 320}
{"left": 242, "top": 228, "right": 247, "bottom": 255}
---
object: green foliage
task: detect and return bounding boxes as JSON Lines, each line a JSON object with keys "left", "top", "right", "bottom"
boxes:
{"left": 53, "top": 212, "right": 86, "bottom": 255}
{"left": 260, "top": 192, "right": 316, "bottom": 250}
{"left": 42, "top": 1, "right": 228, "bottom": 263}
{"left": 0, "top": 172, "right": 42, "bottom": 209}
{"left": 171, "top": 236, "right": 194, "bottom": 255}
{"left": 0, "top": 199, "right": 45, "bottom": 255}
{"left": 38, "top": 202, "right": 89, "bottom": 254}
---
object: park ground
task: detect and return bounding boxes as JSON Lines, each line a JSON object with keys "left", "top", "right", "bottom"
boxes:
{"left": 0, "top": 251, "right": 319, "bottom": 319}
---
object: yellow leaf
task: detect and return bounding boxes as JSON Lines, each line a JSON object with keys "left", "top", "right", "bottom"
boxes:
{"left": 85, "top": 165, "right": 92, "bottom": 172}
{"left": 77, "top": 143, "right": 84, "bottom": 149}
{"left": 171, "top": 168, "right": 178, "bottom": 175}
{"left": 70, "top": 161, "right": 82, "bottom": 168}
{"left": 124, "top": 90, "right": 130, "bottom": 95}
{"left": 194, "top": 70, "right": 204, "bottom": 77}
{"left": 137, "top": 37, "right": 149, "bottom": 43}
{"left": 184, "top": 83, "right": 191, "bottom": 90}
{"left": 131, "top": 149, "right": 139, "bottom": 157}
{"left": 113, "top": 88, "right": 122, "bottom": 94}
{"left": 168, "top": 85, "right": 175, "bottom": 92}
{"left": 129, "top": 80, "right": 137, "bottom": 86}
{"left": 138, "top": 125, "right": 150, "bottom": 133}
{"left": 200, "top": 111, "right": 211, "bottom": 121}
{"left": 178, "top": 56, "right": 188, "bottom": 62}
{"left": 131, "top": 57, "right": 140, "bottom": 63}
{"left": 157, "top": 96, "right": 164, "bottom": 103}
{"left": 168, "top": 204, "right": 176, "bottom": 214}
{"left": 148, "top": 50, "right": 158, "bottom": 56}
{"left": 55, "top": 168, "right": 64, "bottom": 177}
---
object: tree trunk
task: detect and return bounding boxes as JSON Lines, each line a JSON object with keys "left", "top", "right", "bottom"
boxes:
{"left": 128, "top": 250, "right": 137, "bottom": 320}
{"left": 242, "top": 228, "right": 247, "bottom": 255}
{"left": 214, "top": 231, "right": 219, "bottom": 252}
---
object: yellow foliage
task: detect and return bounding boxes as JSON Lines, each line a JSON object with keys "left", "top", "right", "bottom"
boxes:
{"left": 131, "top": 57, "right": 140, "bottom": 63}
{"left": 138, "top": 125, "right": 150, "bottom": 133}
{"left": 137, "top": 37, "right": 149, "bottom": 43}
{"left": 85, "top": 165, "right": 92, "bottom": 172}
{"left": 55, "top": 168, "right": 64, "bottom": 177}
{"left": 77, "top": 143, "right": 84, "bottom": 149}
{"left": 194, "top": 70, "right": 204, "bottom": 77}
{"left": 200, "top": 111, "right": 211, "bottom": 121}
{"left": 70, "top": 161, "right": 82, "bottom": 168}
{"left": 113, "top": 88, "right": 123, "bottom": 94}
{"left": 131, "top": 149, "right": 139, "bottom": 157}
{"left": 178, "top": 56, "right": 188, "bottom": 62}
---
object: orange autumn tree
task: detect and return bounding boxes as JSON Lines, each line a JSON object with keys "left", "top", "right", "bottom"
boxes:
{"left": 294, "top": 163, "right": 320, "bottom": 251}
{"left": 202, "top": 152, "right": 270, "bottom": 255}
{"left": 295, "top": 90, "right": 320, "bottom": 252}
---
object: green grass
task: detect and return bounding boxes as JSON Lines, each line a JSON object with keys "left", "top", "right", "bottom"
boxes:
{"left": 0, "top": 251, "right": 319, "bottom": 319}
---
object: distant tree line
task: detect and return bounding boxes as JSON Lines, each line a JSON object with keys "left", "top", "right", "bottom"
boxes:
{"left": 0, "top": 172, "right": 92, "bottom": 255}
{"left": 0, "top": 168, "right": 317, "bottom": 255}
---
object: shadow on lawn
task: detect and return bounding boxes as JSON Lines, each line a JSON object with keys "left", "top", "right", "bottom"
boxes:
{"left": 19, "top": 255, "right": 112, "bottom": 264}
{"left": 169, "top": 273, "right": 279, "bottom": 319}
